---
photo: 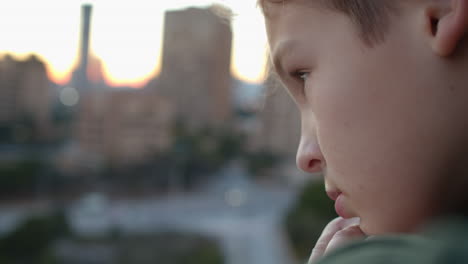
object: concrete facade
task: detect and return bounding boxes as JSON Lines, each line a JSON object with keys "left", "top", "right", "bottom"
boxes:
{"left": 157, "top": 6, "right": 233, "bottom": 130}
{"left": 77, "top": 89, "right": 174, "bottom": 166}
{"left": 0, "top": 55, "right": 53, "bottom": 141}
{"left": 255, "top": 74, "right": 301, "bottom": 159}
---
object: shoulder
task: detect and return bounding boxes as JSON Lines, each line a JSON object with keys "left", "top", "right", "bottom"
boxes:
{"left": 316, "top": 218, "right": 468, "bottom": 264}
{"left": 316, "top": 235, "right": 437, "bottom": 264}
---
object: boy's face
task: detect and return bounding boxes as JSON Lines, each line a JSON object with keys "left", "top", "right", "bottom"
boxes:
{"left": 265, "top": 2, "right": 467, "bottom": 235}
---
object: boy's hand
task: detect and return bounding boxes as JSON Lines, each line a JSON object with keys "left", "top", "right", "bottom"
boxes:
{"left": 308, "top": 217, "right": 365, "bottom": 264}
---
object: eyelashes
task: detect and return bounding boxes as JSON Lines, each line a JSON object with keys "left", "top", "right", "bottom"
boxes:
{"left": 287, "top": 69, "right": 311, "bottom": 99}
{"left": 290, "top": 69, "right": 310, "bottom": 82}
{"left": 298, "top": 71, "right": 310, "bottom": 81}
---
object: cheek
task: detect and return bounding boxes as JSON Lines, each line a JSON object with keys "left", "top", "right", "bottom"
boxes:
{"left": 318, "top": 63, "right": 432, "bottom": 174}
{"left": 312, "top": 41, "right": 446, "bottom": 179}
{"left": 311, "top": 57, "right": 453, "bottom": 232}
{"left": 314, "top": 88, "right": 419, "bottom": 233}
{"left": 311, "top": 67, "right": 390, "bottom": 178}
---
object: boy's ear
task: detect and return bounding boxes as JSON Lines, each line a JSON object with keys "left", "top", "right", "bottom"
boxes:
{"left": 428, "top": 0, "right": 468, "bottom": 57}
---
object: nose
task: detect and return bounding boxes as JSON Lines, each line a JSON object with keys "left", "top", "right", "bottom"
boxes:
{"left": 296, "top": 134, "right": 324, "bottom": 174}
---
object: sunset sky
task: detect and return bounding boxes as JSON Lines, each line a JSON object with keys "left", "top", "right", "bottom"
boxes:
{"left": 0, "top": 0, "right": 269, "bottom": 87}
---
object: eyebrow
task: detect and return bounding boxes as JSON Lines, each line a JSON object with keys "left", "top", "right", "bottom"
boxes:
{"left": 271, "top": 40, "right": 297, "bottom": 78}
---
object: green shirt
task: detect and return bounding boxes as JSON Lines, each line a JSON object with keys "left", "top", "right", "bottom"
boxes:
{"left": 317, "top": 218, "right": 468, "bottom": 264}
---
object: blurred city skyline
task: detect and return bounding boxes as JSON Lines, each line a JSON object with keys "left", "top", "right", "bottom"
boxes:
{"left": 0, "top": 0, "right": 268, "bottom": 88}
{"left": 0, "top": 3, "right": 312, "bottom": 263}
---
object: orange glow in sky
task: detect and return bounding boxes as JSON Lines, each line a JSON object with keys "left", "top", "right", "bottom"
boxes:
{"left": 0, "top": 0, "right": 268, "bottom": 87}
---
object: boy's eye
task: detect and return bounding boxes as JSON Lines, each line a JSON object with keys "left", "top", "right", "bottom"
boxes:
{"left": 298, "top": 72, "right": 310, "bottom": 81}
{"left": 291, "top": 70, "right": 310, "bottom": 82}
{"left": 287, "top": 70, "right": 310, "bottom": 99}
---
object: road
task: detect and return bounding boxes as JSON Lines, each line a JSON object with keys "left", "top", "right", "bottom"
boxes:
{"left": 0, "top": 163, "right": 300, "bottom": 264}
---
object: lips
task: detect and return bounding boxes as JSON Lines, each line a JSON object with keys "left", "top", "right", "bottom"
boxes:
{"left": 334, "top": 194, "right": 350, "bottom": 218}
{"left": 327, "top": 189, "right": 353, "bottom": 218}
{"left": 326, "top": 189, "right": 341, "bottom": 201}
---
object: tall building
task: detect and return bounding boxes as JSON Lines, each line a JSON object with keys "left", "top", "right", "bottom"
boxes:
{"left": 245, "top": 73, "right": 309, "bottom": 183}
{"left": 71, "top": 4, "right": 93, "bottom": 92}
{"left": 0, "top": 55, "right": 18, "bottom": 123}
{"left": 157, "top": 6, "right": 233, "bottom": 129}
{"left": 17, "top": 56, "right": 54, "bottom": 139}
{"left": 0, "top": 55, "right": 53, "bottom": 141}
{"left": 76, "top": 89, "right": 174, "bottom": 166}
{"left": 254, "top": 74, "right": 301, "bottom": 159}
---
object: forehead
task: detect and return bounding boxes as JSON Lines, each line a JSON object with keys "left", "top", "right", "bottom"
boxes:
{"left": 259, "top": 0, "right": 325, "bottom": 18}
{"left": 265, "top": 3, "right": 322, "bottom": 74}
{"left": 264, "top": 0, "right": 332, "bottom": 44}
{"left": 264, "top": 1, "right": 361, "bottom": 77}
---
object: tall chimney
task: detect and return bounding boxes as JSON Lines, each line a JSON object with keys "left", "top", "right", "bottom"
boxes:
{"left": 79, "top": 4, "right": 92, "bottom": 79}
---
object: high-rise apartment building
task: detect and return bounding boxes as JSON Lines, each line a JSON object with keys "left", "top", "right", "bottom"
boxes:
{"left": 0, "top": 55, "right": 53, "bottom": 141}
{"left": 0, "top": 55, "right": 18, "bottom": 123}
{"left": 77, "top": 89, "right": 174, "bottom": 166}
{"left": 254, "top": 74, "right": 301, "bottom": 158}
{"left": 157, "top": 6, "right": 233, "bottom": 129}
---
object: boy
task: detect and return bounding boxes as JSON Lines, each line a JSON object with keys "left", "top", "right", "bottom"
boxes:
{"left": 259, "top": 0, "right": 468, "bottom": 263}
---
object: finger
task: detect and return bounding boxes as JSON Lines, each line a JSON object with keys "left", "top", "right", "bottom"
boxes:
{"left": 308, "top": 218, "right": 344, "bottom": 263}
{"left": 324, "top": 225, "right": 366, "bottom": 255}
{"left": 308, "top": 217, "right": 360, "bottom": 263}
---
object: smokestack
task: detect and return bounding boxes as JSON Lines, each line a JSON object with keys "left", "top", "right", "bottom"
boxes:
{"left": 79, "top": 4, "right": 92, "bottom": 77}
